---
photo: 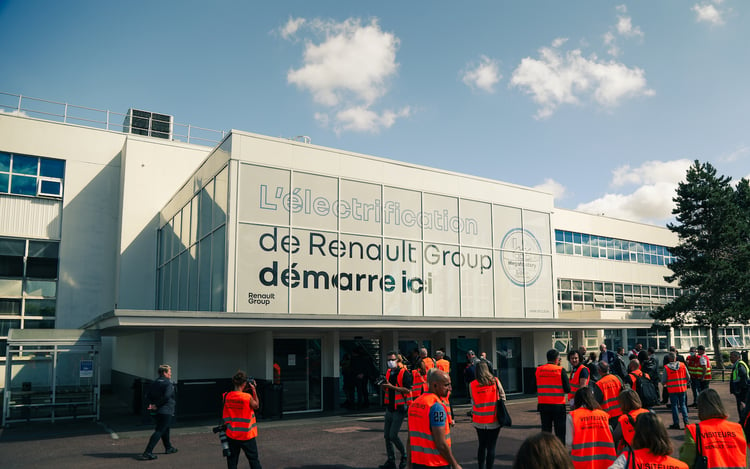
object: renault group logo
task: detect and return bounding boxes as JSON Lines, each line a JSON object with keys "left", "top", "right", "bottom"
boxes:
{"left": 500, "top": 228, "right": 543, "bottom": 286}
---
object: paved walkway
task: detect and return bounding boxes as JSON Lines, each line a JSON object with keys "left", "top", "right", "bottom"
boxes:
{"left": 0, "top": 381, "right": 745, "bottom": 468}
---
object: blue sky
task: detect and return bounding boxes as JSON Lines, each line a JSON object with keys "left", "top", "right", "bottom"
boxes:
{"left": 1, "top": 1, "right": 748, "bottom": 225}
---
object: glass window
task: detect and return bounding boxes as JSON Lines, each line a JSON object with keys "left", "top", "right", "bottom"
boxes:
{"left": 10, "top": 175, "right": 36, "bottom": 195}
{"left": 0, "top": 152, "right": 10, "bottom": 171}
{"left": 0, "top": 173, "right": 8, "bottom": 192}
{"left": 24, "top": 299, "right": 56, "bottom": 316}
{"left": 12, "top": 155, "right": 37, "bottom": 175}
{"left": 39, "top": 158, "right": 65, "bottom": 178}
{"left": 0, "top": 319, "right": 21, "bottom": 335}
{"left": 39, "top": 179, "right": 62, "bottom": 196}
{"left": 23, "top": 319, "right": 55, "bottom": 329}
{"left": 0, "top": 299, "right": 21, "bottom": 315}
{"left": 25, "top": 280, "right": 56, "bottom": 297}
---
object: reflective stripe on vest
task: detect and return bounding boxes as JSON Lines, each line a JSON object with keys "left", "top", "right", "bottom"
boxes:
{"left": 686, "top": 418, "right": 747, "bottom": 469}
{"left": 408, "top": 393, "right": 451, "bottom": 466}
{"left": 686, "top": 355, "right": 703, "bottom": 379}
{"left": 411, "top": 371, "right": 427, "bottom": 401}
{"left": 596, "top": 374, "right": 623, "bottom": 418}
{"left": 471, "top": 379, "right": 498, "bottom": 425}
{"left": 731, "top": 360, "right": 749, "bottom": 383}
{"left": 616, "top": 408, "right": 649, "bottom": 449}
{"left": 698, "top": 353, "right": 712, "bottom": 380}
{"left": 569, "top": 365, "right": 590, "bottom": 401}
{"left": 630, "top": 448, "right": 688, "bottom": 469}
{"left": 665, "top": 363, "right": 689, "bottom": 393}
{"left": 570, "top": 408, "right": 616, "bottom": 469}
{"left": 222, "top": 391, "right": 258, "bottom": 440}
{"left": 384, "top": 367, "right": 410, "bottom": 408}
{"left": 536, "top": 364, "right": 566, "bottom": 405}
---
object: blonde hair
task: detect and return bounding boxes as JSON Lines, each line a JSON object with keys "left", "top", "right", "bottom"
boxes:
{"left": 158, "top": 364, "right": 171, "bottom": 376}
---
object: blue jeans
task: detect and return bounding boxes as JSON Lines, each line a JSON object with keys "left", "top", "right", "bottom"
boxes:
{"left": 384, "top": 407, "right": 407, "bottom": 462}
{"left": 669, "top": 392, "right": 689, "bottom": 426}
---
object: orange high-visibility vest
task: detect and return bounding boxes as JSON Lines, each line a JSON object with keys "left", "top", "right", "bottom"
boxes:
{"left": 570, "top": 407, "right": 616, "bottom": 469}
{"left": 536, "top": 363, "right": 566, "bottom": 405}
{"left": 686, "top": 355, "right": 702, "bottom": 379}
{"left": 222, "top": 391, "right": 258, "bottom": 440}
{"left": 664, "top": 363, "right": 689, "bottom": 393}
{"left": 423, "top": 358, "right": 437, "bottom": 371}
{"left": 686, "top": 418, "right": 747, "bottom": 469}
{"left": 408, "top": 393, "right": 451, "bottom": 467}
{"left": 569, "top": 365, "right": 590, "bottom": 401}
{"left": 384, "top": 367, "right": 410, "bottom": 408}
{"left": 627, "top": 369, "right": 648, "bottom": 388}
{"left": 616, "top": 408, "right": 649, "bottom": 450}
{"left": 436, "top": 359, "right": 450, "bottom": 373}
{"left": 697, "top": 353, "right": 712, "bottom": 380}
{"left": 596, "top": 374, "right": 623, "bottom": 418}
{"left": 471, "top": 379, "right": 499, "bottom": 425}
{"left": 628, "top": 448, "right": 687, "bottom": 469}
{"left": 411, "top": 370, "right": 427, "bottom": 401}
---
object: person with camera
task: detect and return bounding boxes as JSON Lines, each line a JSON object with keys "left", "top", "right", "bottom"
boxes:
{"left": 141, "top": 364, "right": 178, "bottom": 460}
{"left": 380, "top": 352, "right": 413, "bottom": 469}
{"left": 222, "top": 370, "right": 262, "bottom": 469}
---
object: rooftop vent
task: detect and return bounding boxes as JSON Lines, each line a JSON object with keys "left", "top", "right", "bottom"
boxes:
{"left": 124, "top": 109, "right": 173, "bottom": 140}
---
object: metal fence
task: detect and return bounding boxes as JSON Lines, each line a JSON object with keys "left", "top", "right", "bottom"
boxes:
{"left": 0, "top": 91, "right": 226, "bottom": 147}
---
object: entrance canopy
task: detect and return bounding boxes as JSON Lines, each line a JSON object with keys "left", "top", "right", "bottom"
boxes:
{"left": 3, "top": 329, "right": 101, "bottom": 426}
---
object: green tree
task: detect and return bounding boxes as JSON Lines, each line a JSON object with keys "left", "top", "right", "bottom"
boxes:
{"left": 652, "top": 161, "right": 750, "bottom": 369}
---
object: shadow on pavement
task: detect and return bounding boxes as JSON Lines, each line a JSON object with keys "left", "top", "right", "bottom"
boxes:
{"left": 83, "top": 452, "right": 142, "bottom": 460}
{"left": 0, "top": 421, "right": 106, "bottom": 442}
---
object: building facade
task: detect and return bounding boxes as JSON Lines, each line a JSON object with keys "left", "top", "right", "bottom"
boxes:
{"left": 0, "top": 98, "right": 745, "bottom": 415}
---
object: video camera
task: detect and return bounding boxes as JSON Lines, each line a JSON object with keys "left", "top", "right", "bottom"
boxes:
{"left": 374, "top": 375, "right": 387, "bottom": 386}
{"left": 212, "top": 424, "right": 231, "bottom": 457}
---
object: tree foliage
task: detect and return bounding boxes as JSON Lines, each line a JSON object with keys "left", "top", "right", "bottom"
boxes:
{"left": 652, "top": 160, "right": 750, "bottom": 368}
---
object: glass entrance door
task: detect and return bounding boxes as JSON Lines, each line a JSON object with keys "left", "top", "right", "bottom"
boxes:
{"left": 273, "top": 338, "right": 321, "bottom": 413}
{"left": 449, "top": 338, "right": 479, "bottom": 399}
{"left": 496, "top": 337, "right": 522, "bottom": 393}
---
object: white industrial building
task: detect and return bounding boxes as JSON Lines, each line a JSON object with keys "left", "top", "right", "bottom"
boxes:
{"left": 0, "top": 94, "right": 743, "bottom": 419}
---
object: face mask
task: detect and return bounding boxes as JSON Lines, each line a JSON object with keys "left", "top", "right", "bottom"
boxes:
{"left": 387, "top": 360, "right": 397, "bottom": 369}
{"left": 690, "top": 351, "right": 696, "bottom": 356}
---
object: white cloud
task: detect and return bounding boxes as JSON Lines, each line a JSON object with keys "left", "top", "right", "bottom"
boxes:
{"left": 604, "top": 5, "right": 643, "bottom": 57}
{"left": 719, "top": 145, "right": 750, "bottom": 163}
{"left": 692, "top": 3, "right": 725, "bottom": 25}
{"left": 280, "top": 17, "right": 306, "bottom": 40}
{"left": 576, "top": 159, "right": 692, "bottom": 223}
{"left": 284, "top": 17, "right": 409, "bottom": 133}
{"left": 462, "top": 56, "right": 502, "bottom": 93}
{"left": 510, "top": 41, "right": 655, "bottom": 119}
{"left": 534, "top": 178, "right": 568, "bottom": 200}
{"left": 616, "top": 15, "right": 644, "bottom": 38}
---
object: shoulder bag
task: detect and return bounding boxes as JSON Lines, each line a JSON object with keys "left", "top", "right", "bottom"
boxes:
{"left": 694, "top": 423, "right": 708, "bottom": 469}
{"left": 495, "top": 378, "right": 512, "bottom": 427}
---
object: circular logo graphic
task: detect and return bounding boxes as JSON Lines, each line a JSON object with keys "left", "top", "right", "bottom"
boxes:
{"left": 500, "top": 228, "right": 543, "bottom": 286}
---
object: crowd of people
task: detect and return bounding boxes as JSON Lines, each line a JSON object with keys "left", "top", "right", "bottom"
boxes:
{"left": 137, "top": 342, "right": 749, "bottom": 468}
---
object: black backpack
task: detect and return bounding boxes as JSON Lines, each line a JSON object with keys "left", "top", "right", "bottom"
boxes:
{"left": 632, "top": 373, "right": 660, "bottom": 409}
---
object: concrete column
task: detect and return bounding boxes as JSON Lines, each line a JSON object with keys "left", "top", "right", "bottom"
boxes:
{"left": 247, "top": 331, "right": 271, "bottom": 381}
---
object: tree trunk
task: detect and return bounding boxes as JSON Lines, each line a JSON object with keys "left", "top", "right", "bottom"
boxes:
{"left": 711, "top": 324, "right": 724, "bottom": 370}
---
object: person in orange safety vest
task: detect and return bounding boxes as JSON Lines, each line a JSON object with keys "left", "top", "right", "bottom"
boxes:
{"left": 567, "top": 349, "right": 590, "bottom": 406}
{"left": 609, "top": 412, "right": 687, "bottom": 469}
{"left": 612, "top": 388, "right": 649, "bottom": 453}
{"left": 679, "top": 388, "right": 746, "bottom": 469}
{"left": 471, "top": 360, "right": 506, "bottom": 469}
{"left": 411, "top": 358, "right": 429, "bottom": 402}
{"left": 408, "top": 369, "right": 462, "bottom": 469}
{"left": 663, "top": 351, "right": 689, "bottom": 430}
{"left": 566, "top": 387, "right": 616, "bottom": 469}
{"left": 380, "top": 352, "right": 413, "bottom": 469}
{"left": 594, "top": 361, "right": 623, "bottom": 426}
{"left": 536, "top": 348, "right": 571, "bottom": 443}
{"left": 222, "top": 370, "right": 262, "bottom": 469}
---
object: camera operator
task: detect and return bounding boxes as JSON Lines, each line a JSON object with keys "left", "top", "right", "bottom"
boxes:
{"left": 222, "top": 370, "right": 263, "bottom": 469}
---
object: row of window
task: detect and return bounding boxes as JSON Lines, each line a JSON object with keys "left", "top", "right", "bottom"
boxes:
{"left": 555, "top": 230, "right": 675, "bottom": 266}
{"left": 0, "top": 237, "right": 59, "bottom": 356}
{"left": 0, "top": 152, "right": 65, "bottom": 198}
{"left": 557, "top": 278, "right": 682, "bottom": 311}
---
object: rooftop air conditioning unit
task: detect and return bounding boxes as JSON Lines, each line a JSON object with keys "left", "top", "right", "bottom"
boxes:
{"left": 124, "top": 109, "right": 173, "bottom": 140}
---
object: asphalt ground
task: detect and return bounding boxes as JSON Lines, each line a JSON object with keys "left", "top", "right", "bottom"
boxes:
{"left": 0, "top": 380, "right": 746, "bottom": 469}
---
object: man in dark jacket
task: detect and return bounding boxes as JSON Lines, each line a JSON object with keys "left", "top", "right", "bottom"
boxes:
{"left": 611, "top": 347, "right": 628, "bottom": 381}
{"left": 142, "top": 364, "right": 178, "bottom": 460}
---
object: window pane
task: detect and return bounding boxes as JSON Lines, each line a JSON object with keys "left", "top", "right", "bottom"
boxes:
{"left": 211, "top": 226, "right": 225, "bottom": 311}
{"left": 26, "top": 257, "right": 58, "bottom": 279}
{"left": 25, "top": 280, "right": 56, "bottom": 297}
{"left": 39, "top": 158, "right": 65, "bottom": 178}
{"left": 0, "top": 299, "right": 21, "bottom": 315}
{"left": 0, "top": 152, "right": 10, "bottom": 171}
{"left": 12, "top": 155, "right": 37, "bottom": 175}
{"left": 23, "top": 319, "right": 55, "bottom": 329}
{"left": 24, "top": 299, "right": 56, "bottom": 316}
{"left": 0, "top": 173, "right": 8, "bottom": 192}
{"left": 10, "top": 175, "right": 36, "bottom": 195}
{"left": 39, "top": 180, "right": 62, "bottom": 196}
{"left": 28, "top": 241, "right": 58, "bottom": 258}
{"left": 0, "top": 278, "right": 22, "bottom": 296}
{"left": 0, "top": 319, "right": 21, "bottom": 335}
{"left": 0, "top": 255, "right": 24, "bottom": 277}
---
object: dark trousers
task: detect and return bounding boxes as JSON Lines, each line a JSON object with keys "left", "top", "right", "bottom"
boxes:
{"left": 475, "top": 427, "right": 501, "bottom": 469}
{"left": 734, "top": 389, "right": 748, "bottom": 418}
{"left": 227, "top": 436, "right": 262, "bottom": 469}
{"left": 539, "top": 404, "right": 566, "bottom": 443}
{"left": 145, "top": 413, "right": 173, "bottom": 453}
{"left": 384, "top": 408, "right": 407, "bottom": 462}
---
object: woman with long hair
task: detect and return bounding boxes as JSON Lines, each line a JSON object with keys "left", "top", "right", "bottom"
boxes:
{"left": 513, "top": 432, "right": 574, "bottom": 469}
{"left": 608, "top": 412, "right": 686, "bottom": 469}
{"left": 471, "top": 360, "right": 505, "bottom": 469}
{"left": 567, "top": 387, "right": 616, "bottom": 469}
{"left": 678, "top": 388, "right": 746, "bottom": 468}
{"left": 612, "top": 389, "right": 649, "bottom": 452}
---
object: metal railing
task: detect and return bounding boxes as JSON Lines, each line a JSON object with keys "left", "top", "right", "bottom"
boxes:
{"left": 0, "top": 92, "right": 226, "bottom": 146}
